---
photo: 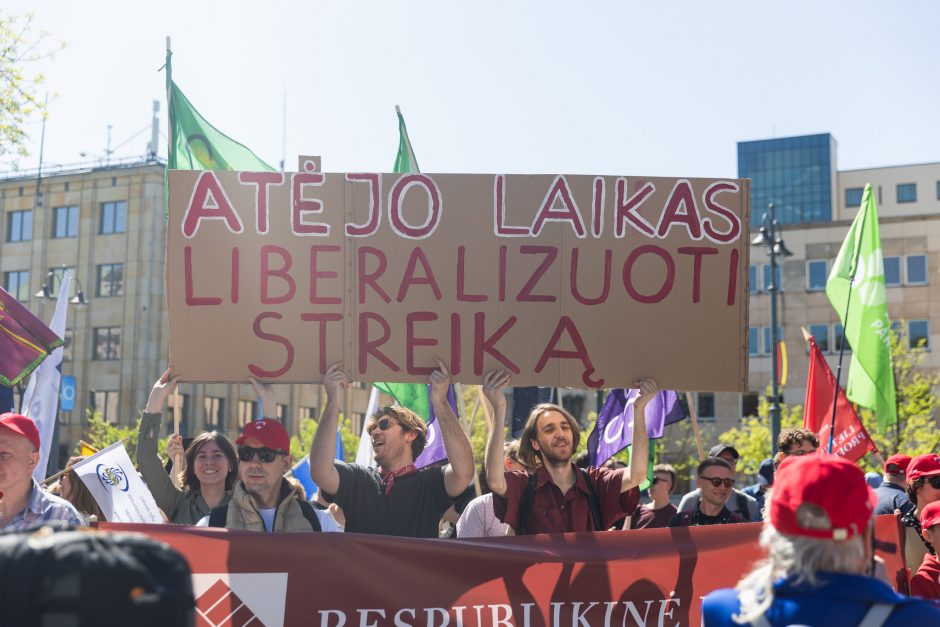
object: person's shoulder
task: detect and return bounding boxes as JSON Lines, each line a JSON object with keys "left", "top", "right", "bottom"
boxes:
{"left": 889, "top": 596, "right": 940, "bottom": 622}
{"left": 736, "top": 488, "right": 757, "bottom": 503}
{"left": 701, "top": 587, "right": 741, "bottom": 627}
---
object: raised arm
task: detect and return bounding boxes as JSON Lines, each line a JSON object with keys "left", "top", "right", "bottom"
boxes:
{"left": 622, "top": 377, "right": 658, "bottom": 492}
{"left": 482, "top": 369, "right": 512, "bottom": 497}
{"left": 430, "top": 358, "right": 475, "bottom": 498}
{"left": 247, "top": 377, "right": 277, "bottom": 420}
{"left": 309, "top": 364, "right": 346, "bottom": 495}
{"left": 137, "top": 368, "right": 185, "bottom": 515}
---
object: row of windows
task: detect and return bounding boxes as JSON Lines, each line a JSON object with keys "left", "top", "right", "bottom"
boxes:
{"left": 2, "top": 264, "right": 124, "bottom": 302}
{"left": 3, "top": 200, "right": 126, "bottom": 243}
{"left": 845, "top": 182, "right": 940, "bottom": 207}
{"left": 748, "top": 320, "right": 930, "bottom": 357}
{"left": 751, "top": 254, "right": 929, "bottom": 294}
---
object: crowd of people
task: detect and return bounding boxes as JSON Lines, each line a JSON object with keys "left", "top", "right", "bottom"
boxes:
{"left": 3, "top": 363, "right": 940, "bottom": 623}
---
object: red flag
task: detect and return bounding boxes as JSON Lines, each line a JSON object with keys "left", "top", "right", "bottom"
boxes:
{"left": 803, "top": 332, "right": 877, "bottom": 462}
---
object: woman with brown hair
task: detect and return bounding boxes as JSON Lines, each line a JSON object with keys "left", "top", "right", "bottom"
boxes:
{"left": 59, "top": 456, "right": 104, "bottom": 523}
{"left": 136, "top": 368, "right": 263, "bottom": 524}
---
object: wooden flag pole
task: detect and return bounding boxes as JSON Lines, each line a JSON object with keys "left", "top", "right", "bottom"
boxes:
{"left": 171, "top": 387, "right": 183, "bottom": 488}
{"left": 685, "top": 391, "right": 706, "bottom": 461}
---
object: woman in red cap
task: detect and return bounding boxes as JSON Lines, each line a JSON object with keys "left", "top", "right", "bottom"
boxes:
{"left": 902, "top": 454, "right": 940, "bottom": 571}
{"left": 910, "top": 500, "right": 940, "bottom": 598}
{"left": 702, "top": 453, "right": 940, "bottom": 626}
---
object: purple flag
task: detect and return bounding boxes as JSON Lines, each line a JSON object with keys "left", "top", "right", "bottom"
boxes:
{"left": 415, "top": 384, "right": 458, "bottom": 468}
{"left": 587, "top": 389, "right": 685, "bottom": 466}
{"left": 0, "top": 287, "right": 63, "bottom": 387}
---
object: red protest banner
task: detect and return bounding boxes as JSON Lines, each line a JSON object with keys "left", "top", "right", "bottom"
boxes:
{"left": 104, "top": 515, "right": 903, "bottom": 627}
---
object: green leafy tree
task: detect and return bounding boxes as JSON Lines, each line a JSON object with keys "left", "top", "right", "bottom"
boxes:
{"left": 80, "top": 411, "right": 168, "bottom": 465}
{"left": 718, "top": 390, "right": 803, "bottom": 478}
{"left": 290, "top": 414, "right": 359, "bottom": 463}
{"left": 0, "top": 13, "right": 60, "bottom": 163}
{"left": 858, "top": 326, "right": 940, "bottom": 470}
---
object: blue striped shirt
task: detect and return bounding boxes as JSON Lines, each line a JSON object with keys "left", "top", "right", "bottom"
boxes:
{"left": 2, "top": 479, "right": 84, "bottom": 531}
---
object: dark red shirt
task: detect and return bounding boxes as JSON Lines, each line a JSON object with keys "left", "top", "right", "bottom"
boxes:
{"left": 630, "top": 502, "right": 677, "bottom": 529}
{"left": 492, "top": 464, "right": 639, "bottom": 534}
{"left": 912, "top": 552, "right": 940, "bottom": 599}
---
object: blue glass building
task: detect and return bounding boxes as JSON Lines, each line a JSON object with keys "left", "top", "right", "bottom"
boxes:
{"left": 737, "top": 133, "right": 837, "bottom": 227}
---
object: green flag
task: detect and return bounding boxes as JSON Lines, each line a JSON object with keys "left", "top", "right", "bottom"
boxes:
{"left": 374, "top": 107, "right": 427, "bottom": 416}
{"left": 392, "top": 106, "right": 420, "bottom": 174}
{"left": 374, "top": 382, "right": 430, "bottom": 420}
{"left": 164, "top": 49, "right": 275, "bottom": 214}
{"left": 825, "top": 183, "right": 897, "bottom": 431}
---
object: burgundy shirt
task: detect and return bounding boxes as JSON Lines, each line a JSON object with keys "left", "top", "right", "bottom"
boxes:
{"left": 912, "top": 552, "right": 940, "bottom": 599}
{"left": 630, "top": 502, "right": 677, "bottom": 529}
{"left": 492, "top": 464, "right": 639, "bottom": 534}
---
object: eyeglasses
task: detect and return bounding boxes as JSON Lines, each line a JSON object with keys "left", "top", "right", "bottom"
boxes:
{"left": 700, "top": 476, "right": 735, "bottom": 488}
{"left": 926, "top": 476, "right": 940, "bottom": 490}
{"left": 785, "top": 448, "right": 817, "bottom": 457}
{"left": 368, "top": 416, "right": 404, "bottom": 435}
{"left": 237, "top": 446, "right": 286, "bottom": 463}
{"left": 651, "top": 477, "right": 666, "bottom": 485}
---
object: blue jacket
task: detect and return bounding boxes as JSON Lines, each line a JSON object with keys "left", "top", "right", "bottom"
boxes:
{"left": 702, "top": 572, "right": 940, "bottom": 626}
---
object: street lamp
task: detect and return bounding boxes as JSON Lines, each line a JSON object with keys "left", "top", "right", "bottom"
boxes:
{"left": 35, "top": 268, "right": 88, "bottom": 305}
{"left": 751, "top": 202, "right": 792, "bottom": 452}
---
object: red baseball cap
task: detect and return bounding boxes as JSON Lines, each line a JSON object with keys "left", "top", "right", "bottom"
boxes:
{"left": 906, "top": 454, "right": 940, "bottom": 482}
{"left": 235, "top": 418, "right": 289, "bottom": 452}
{"left": 884, "top": 454, "right": 912, "bottom": 475}
{"left": 0, "top": 412, "right": 40, "bottom": 451}
{"left": 770, "top": 454, "right": 875, "bottom": 541}
{"left": 921, "top": 501, "right": 940, "bottom": 530}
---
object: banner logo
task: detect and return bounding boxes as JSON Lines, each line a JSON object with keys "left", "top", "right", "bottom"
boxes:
{"left": 193, "top": 573, "right": 288, "bottom": 627}
{"left": 95, "top": 463, "right": 129, "bottom": 492}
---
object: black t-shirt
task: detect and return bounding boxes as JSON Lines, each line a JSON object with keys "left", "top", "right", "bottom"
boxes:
{"left": 667, "top": 505, "right": 744, "bottom": 527}
{"left": 323, "top": 461, "right": 453, "bottom": 538}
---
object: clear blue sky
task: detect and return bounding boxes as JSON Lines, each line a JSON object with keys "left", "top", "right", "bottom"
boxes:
{"left": 5, "top": 1, "right": 939, "bottom": 178}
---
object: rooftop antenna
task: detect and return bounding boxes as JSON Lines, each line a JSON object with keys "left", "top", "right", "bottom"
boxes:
{"left": 34, "top": 93, "right": 48, "bottom": 210}
{"left": 105, "top": 124, "right": 113, "bottom": 164}
{"left": 148, "top": 100, "right": 160, "bottom": 160}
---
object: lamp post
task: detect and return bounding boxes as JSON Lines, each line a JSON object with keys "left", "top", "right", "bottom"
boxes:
{"left": 751, "top": 203, "right": 792, "bottom": 451}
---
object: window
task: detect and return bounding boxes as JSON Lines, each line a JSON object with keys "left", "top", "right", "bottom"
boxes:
{"left": 238, "top": 400, "right": 258, "bottom": 426}
{"left": 833, "top": 323, "right": 851, "bottom": 353}
{"left": 936, "top": 181, "right": 940, "bottom": 200}
{"left": 697, "top": 392, "right": 715, "bottom": 421}
{"left": 897, "top": 183, "right": 917, "bottom": 204}
{"left": 748, "top": 265, "right": 759, "bottom": 294}
{"left": 204, "top": 397, "right": 225, "bottom": 430}
{"left": 906, "top": 255, "right": 928, "bottom": 285}
{"left": 3, "top": 270, "right": 29, "bottom": 301}
{"left": 6, "top": 210, "right": 31, "bottom": 242}
{"left": 89, "top": 390, "right": 120, "bottom": 424}
{"left": 909, "top": 320, "right": 930, "bottom": 349}
{"left": 92, "top": 327, "right": 121, "bottom": 360}
{"left": 806, "top": 260, "right": 828, "bottom": 291}
{"left": 741, "top": 392, "right": 759, "bottom": 418}
{"left": 762, "top": 326, "right": 784, "bottom": 355}
{"left": 298, "top": 406, "right": 318, "bottom": 422}
{"left": 96, "top": 263, "right": 124, "bottom": 296}
{"left": 845, "top": 187, "right": 864, "bottom": 208}
{"left": 47, "top": 266, "right": 77, "bottom": 299}
{"left": 761, "top": 264, "right": 783, "bottom": 292}
{"left": 883, "top": 256, "right": 901, "bottom": 287}
{"left": 99, "top": 200, "right": 127, "bottom": 234}
{"left": 62, "top": 329, "right": 73, "bottom": 362}
{"left": 276, "top": 404, "right": 288, "bottom": 422}
{"left": 52, "top": 205, "right": 79, "bottom": 238}
{"left": 808, "top": 324, "right": 830, "bottom": 352}
{"left": 748, "top": 327, "right": 760, "bottom": 356}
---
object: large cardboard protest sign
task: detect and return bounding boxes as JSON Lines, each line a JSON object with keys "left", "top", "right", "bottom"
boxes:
{"left": 167, "top": 171, "right": 749, "bottom": 390}
{"left": 105, "top": 515, "right": 904, "bottom": 627}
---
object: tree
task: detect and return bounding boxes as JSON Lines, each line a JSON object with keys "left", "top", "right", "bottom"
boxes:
{"left": 717, "top": 389, "right": 803, "bottom": 478}
{"left": 289, "top": 414, "right": 359, "bottom": 463}
{"left": 80, "top": 411, "right": 167, "bottom": 465}
{"left": 0, "top": 13, "right": 60, "bottom": 163}
{"left": 857, "top": 326, "right": 940, "bottom": 471}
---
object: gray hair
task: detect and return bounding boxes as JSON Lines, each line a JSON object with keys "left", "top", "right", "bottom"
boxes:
{"left": 733, "top": 509, "right": 868, "bottom": 624}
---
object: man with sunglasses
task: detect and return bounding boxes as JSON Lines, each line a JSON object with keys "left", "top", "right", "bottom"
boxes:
{"left": 200, "top": 419, "right": 340, "bottom": 532}
{"left": 676, "top": 444, "right": 759, "bottom": 521}
{"left": 668, "top": 457, "right": 746, "bottom": 527}
{"left": 309, "top": 361, "right": 475, "bottom": 537}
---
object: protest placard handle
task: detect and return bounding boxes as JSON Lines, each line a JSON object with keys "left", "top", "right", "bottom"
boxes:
{"left": 171, "top": 388, "right": 183, "bottom": 488}
{"left": 685, "top": 392, "right": 705, "bottom": 461}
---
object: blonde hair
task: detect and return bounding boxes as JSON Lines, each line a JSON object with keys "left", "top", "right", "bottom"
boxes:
{"left": 517, "top": 403, "right": 580, "bottom": 469}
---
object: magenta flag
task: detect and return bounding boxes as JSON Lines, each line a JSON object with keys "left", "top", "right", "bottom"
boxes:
{"left": 0, "top": 287, "right": 63, "bottom": 387}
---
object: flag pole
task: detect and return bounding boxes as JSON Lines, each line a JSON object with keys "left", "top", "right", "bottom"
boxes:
{"left": 827, "top": 190, "right": 871, "bottom": 453}
{"left": 684, "top": 391, "right": 705, "bottom": 460}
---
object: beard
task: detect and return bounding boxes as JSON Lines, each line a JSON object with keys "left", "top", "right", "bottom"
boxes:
{"left": 538, "top": 439, "right": 573, "bottom": 466}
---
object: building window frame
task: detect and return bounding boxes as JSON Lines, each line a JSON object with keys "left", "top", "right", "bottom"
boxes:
{"left": 99, "top": 200, "right": 127, "bottom": 235}
{"left": 5, "top": 209, "right": 32, "bottom": 242}
{"left": 3, "top": 269, "right": 29, "bottom": 302}
{"left": 909, "top": 320, "right": 930, "bottom": 350}
{"left": 52, "top": 205, "right": 79, "bottom": 238}
{"left": 92, "top": 327, "right": 122, "bottom": 361}
{"left": 806, "top": 259, "right": 828, "bottom": 291}
{"left": 883, "top": 256, "right": 902, "bottom": 287}
{"left": 95, "top": 263, "right": 124, "bottom": 297}
{"left": 845, "top": 187, "right": 864, "bottom": 208}
{"left": 89, "top": 390, "right": 120, "bottom": 424}
{"left": 808, "top": 324, "right": 830, "bottom": 353}
{"left": 905, "top": 254, "right": 928, "bottom": 286}
{"left": 896, "top": 183, "right": 917, "bottom": 204}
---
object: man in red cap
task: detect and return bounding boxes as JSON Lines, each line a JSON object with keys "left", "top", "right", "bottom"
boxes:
{"left": 0, "top": 412, "right": 82, "bottom": 530}
{"left": 911, "top": 501, "right": 940, "bottom": 598}
{"left": 902, "top": 454, "right": 940, "bottom": 571}
{"left": 874, "top": 453, "right": 913, "bottom": 516}
{"left": 199, "top": 418, "right": 339, "bottom": 533}
{"left": 702, "top": 454, "right": 940, "bottom": 626}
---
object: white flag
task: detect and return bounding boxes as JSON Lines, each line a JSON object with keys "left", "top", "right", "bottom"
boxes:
{"left": 21, "top": 270, "right": 71, "bottom": 481}
{"left": 355, "top": 387, "right": 380, "bottom": 468}
{"left": 71, "top": 441, "right": 163, "bottom": 523}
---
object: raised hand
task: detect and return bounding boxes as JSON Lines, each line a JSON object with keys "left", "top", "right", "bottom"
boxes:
{"left": 429, "top": 357, "right": 452, "bottom": 402}
{"left": 247, "top": 376, "right": 276, "bottom": 419}
{"left": 166, "top": 433, "right": 184, "bottom": 459}
{"left": 482, "top": 369, "right": 512, "bottom": 416}
{"left": 146, "top": 367, "right": 181, "bottom": 414}
{"left": 632, "top": 377, "right": 660, "bottom": 412}
{"left": 323, "top": 363, "right": 348, "bottom": 404}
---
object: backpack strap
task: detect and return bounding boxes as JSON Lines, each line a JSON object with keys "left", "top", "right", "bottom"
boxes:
{"left": 296, "top": 499, "right": 322, "bottom": 532}
{"left": 858, "top": 603, "right": 894, "bottom": 627}
{"left": 208, "top": 504, "right": 228, "bottom": 528}
{"left": 579, "top": 468, "right": 604, "bottom": 531}
{"left": 735, "top": 491, "right": 751, "bottom": 520}
{"left": 516, "top": 472, "right": 539, "bottom": 535}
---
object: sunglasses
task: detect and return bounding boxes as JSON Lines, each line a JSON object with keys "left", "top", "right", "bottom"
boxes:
{"left": 238, "top": 446, "right": 287, "bottom": 463}
{"left": 700, "top": 476, "right": 735, "bottom": 488}
{"left": 926, "top": 476, "right": 940, "bottom": 490}
{"left": 368, "top": 416, "right": 403, "bottom": 434}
